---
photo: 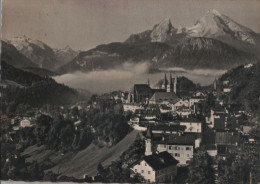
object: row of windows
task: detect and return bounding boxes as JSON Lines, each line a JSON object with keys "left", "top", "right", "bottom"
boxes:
{"left": 166, "top": 146, "right": 192, "bottom": 150}
{"left": 171, "top": 153, "right": 191, "bottom": 157}
{"left": 136, "top": 169, "right": 151, "bottom": 175}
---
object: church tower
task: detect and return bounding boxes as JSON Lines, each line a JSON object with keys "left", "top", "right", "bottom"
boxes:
{"left": 163, "top": 73, "right": 168, "bottom": 91}
{"left": 174, "top": 76, "right": 177, "bottom": 94}
{"left": 213, "top": 77, "right": 217, "bottom": 91}
{"left": 145, "top": 124, "right": 154, "bottom": 156}
{"left": 167, "top": 73, "right": 174, "bottom": 93}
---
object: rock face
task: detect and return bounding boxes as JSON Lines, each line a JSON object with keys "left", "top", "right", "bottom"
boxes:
{"left": 1, "top": 40, "right": 38, "bottom": 69}
{"left": 185, "top": 10, "right": 260, "bottom": 55}
{"left": 54, "top": 46, "right": 79, "bottom": 68}
{"left": 5, "top": 36, "right": 79, "bottom": 71}
{"left": 126, "top": 10, "right": 260, "bottom": 55}
{"left": 7, "top": 36, "right": 57, "bottom": 70}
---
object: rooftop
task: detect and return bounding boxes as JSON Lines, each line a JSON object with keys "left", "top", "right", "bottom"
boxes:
{"left": 143, "top": 151, "right": 178, "bottom": 170}
{"left": 151, "top": 124, "right": 186, "bottom": 132}
{"left": 155, "top": 133, "right": 196, "bottom": 145}
{"left": 150, "top": 92, "right": 179, "bottom": 104}
{"left": 180, "top": 117, "right": 201, "bottom": 123}
{"left": 133, "top": 84, "right": 152, "bottom": 94}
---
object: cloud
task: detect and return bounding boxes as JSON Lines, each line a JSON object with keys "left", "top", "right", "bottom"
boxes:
{"left": 53, "top": 62, "right": 151, "bottom": 93}
{"left": 53, "top": 62, "right": 226, "bottom": 94}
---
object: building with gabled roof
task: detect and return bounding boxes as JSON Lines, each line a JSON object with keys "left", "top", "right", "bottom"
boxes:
{"left": 131, "top": 151, "right": 178, "bottom": 183}
{"left": 149, "top": 92, "right": 179, "bottom": 105}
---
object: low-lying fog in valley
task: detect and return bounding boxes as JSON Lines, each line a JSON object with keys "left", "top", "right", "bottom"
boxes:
{"left": 53, "top": 62, "right": 226, "bottom": 94}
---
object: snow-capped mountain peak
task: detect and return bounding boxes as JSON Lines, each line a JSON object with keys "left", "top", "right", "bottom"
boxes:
{"left": 151, "top": 18, "right": 177, "bottom": 42}
{"left": 186, "top": 9, "right": 257, "bottom": 46}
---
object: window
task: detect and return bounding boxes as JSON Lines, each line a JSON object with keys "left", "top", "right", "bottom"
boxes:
{"left": 148, "top": 171, "right": 150, "bottom": 174}
{"left": 145, "top": 163, "right": 147, "bottom": 166}
{"left": 186, "top": 147, "right": 191, "bottom": 150}
{"left": 148, "top": 179, "right": 150, "bottom": 182}
{"left": 169, "top": 146, "right": 172, "bottom": 150}
{"left": 175, "top": 153, "right": 180, "bottom": 157}
{"left": 141, "top": 170, "right": 144, "bottom": 173}
{"left": 135, "top": 169, "right": 137, "bottom": 172}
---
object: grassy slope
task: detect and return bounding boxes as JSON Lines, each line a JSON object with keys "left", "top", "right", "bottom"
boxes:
{"left": 23, "top": 130, "right": 140, "bottom": 179}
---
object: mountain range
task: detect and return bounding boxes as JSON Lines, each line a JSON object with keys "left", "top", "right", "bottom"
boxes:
{"left": 3, "top": 36, "right": 78, "bottom": 71}
{"left": 59, "top": 10, "right": 259, "bottom": 73}
{"left": 126, "top": 9, "right": 260, "bottom": 55}
{"left": 2, "top": 10, "right": 260, "bottom": 74}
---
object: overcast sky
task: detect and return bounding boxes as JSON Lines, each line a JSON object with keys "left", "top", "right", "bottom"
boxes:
{"left": 2, "top": 0, "right": 260, "bottom": 50}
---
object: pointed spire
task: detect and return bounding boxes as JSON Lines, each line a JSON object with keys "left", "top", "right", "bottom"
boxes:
{"left": 146, "top": 124, "right": 153, "bottom": 139}
{"left": 170, "top": 73, "right": 173, "bottom": 85}
{"left": 164, "top": 73, "right": 168, "bottom": 89}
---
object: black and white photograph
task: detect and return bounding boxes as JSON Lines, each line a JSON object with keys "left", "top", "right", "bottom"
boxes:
{"left": 1, "top": 0, "right": 260, "bottom": 183}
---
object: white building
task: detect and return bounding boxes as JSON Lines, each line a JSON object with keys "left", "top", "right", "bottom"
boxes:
{"left": 170, "top": 99, "right": 189, "bottom": 111}
{"left": 123, "top": 103, "right": 144, "bottom": 112}
{"left": 180, "top": 118, "right": 202, "bottom": 133}
{"left": 189, "top": 96, "right": 205, "bottom": 107}
{"left": 20, "top": 119, "right": 32, "bottom": 128}
{"left": 223, "top": 88, "right": 231, "bottom": 93}
{"left": 132, "top": 152, "right": 178, "bottom": 183}
{"left": 144, "top": 126, "right": 198, "bottom": 166}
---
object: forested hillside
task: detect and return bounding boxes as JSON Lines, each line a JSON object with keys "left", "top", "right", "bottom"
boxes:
{"left": 1, "top": 62, "right": 83, "bottom": 113}
{"left": 219, "top": 62, "right": 260, "bottom": 119}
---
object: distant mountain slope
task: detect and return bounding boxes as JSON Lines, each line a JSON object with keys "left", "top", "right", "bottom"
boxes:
{"left": 1, "top": 61, "right": 83, "bottom": 108}
{"left": 1, "top": 40, "right": 38, "bottom": 69}
{"left": 6, "top": 36, "right": 57, "bottom": 70}
{"left": 57, "top": 42, "right": 172, "bottom": 73}
{"left": 219, "top": 62, "right": 260, "bottom": 117}
{"left": 169, "top": 37, "right": 256, "bottom": 69}
{"left": 54, "top": 46, "right": 79, "bottom": 67}
{"left": 58, "top": 38, "right": 256, "bottom": 73}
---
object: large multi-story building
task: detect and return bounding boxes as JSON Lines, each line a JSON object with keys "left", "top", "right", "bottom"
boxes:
{"left": 144, "top": 125, "right": 200, "bottom": 166}
{"left": 132, "top": 151, "right": 178, "bottom": 183}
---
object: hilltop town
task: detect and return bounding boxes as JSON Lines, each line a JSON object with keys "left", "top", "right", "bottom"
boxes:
{"left": 1, "top": 63, "right": 260, "bottom": 183}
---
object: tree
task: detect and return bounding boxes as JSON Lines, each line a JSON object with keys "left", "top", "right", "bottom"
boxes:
{"left": 188, "top": 148, "right": 215, "bottom": 184}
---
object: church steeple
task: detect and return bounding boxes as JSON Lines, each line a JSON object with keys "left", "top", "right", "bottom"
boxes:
{"left": 170, "top": 73, "right": 173, "bottom": 85}
{"left": 145, "top": 124, "right": 154, "bottom": 156}
{"left": 163, "top": 73, "right": 168, "bottom": 90}
{"left": 167, "top": 73, "right": 174, "bottom": 93}
{"left": 174, "top": 76, "right": 177, "bottom": 94}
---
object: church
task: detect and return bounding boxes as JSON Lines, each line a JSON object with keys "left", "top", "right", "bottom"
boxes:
{"left": 128, "top": 74, "right": 178, "bottom": 104}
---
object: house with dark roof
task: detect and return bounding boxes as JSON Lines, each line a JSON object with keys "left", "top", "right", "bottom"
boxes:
{"left": 149, "top": 92, "right": 179, "bottom": 105}
{"left": 150, "top": 124, "right": 186, "bottom": 134}
{"left": 129, "top": 84, "right": 154, "bottom": 103}
{"left": 131, "top": 151, "right": 178, "bottom": 183}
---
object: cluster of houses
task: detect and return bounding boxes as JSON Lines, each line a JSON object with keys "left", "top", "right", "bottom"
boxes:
{"left": 123, "top": 74, "right": 257, "bottom": 182}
